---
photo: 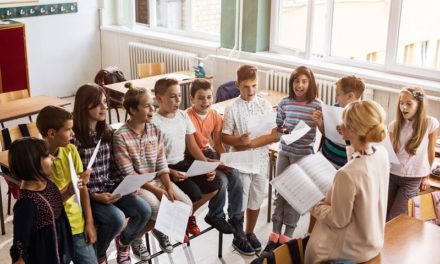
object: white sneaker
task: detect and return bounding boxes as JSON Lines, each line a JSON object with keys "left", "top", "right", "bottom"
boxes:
{"left": 130, "top": 238, "right": 151, "bottom": 261}
{"left": 152, "top": 229, "right": 173, "bottom": 253}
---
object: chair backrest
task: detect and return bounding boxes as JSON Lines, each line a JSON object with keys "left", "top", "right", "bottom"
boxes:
{"left": 0, "top": 89, "right": 30, "bottom": 103}
{"left": 0, "top": 123, "right": 41, "bottom": 151}
{"left": 137, "top": 62, "right": 166, "bottom": 79}
{"left": 407, "top": 191, "right": 439, "bottom": 221}
{"left": 215, "top": 81, "right": 239, "bottom": 103}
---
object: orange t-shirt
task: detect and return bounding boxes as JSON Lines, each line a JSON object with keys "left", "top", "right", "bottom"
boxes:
{"left": 186, "top": 107, "right": 223, "bottom": 150}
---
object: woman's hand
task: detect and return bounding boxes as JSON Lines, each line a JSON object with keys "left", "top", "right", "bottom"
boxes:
{"left": 420, "top": 176, "right": 431, "bottom": 191}
{"left": 206, "top": 171, "right": 216, "bottom": 181}
{"left": 170, "top": 169, "right": 188, "bottom": 182}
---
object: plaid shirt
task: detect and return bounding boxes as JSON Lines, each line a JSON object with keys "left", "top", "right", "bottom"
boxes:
{"left": 73, "top": 128, "right": 117, "bottom": 194}
{"left": 113, "top": 122, "right": 169, "bottom": 182}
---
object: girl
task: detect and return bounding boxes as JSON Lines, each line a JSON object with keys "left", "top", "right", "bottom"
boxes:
{"left": 113, "top": 86, "right": 192, "bottom": 254}
{"left": 10, "top": 137, "right": 73, "bottom": 264}
{"left": 305, "top": 100, "right": 389, "bottom": 263}
{"left": 263, "top": 66, "right": 322, "bottom": 253}
{"left": 72, "top": 84, "right": 151, "bottom": 264}
{"left": 387, "top": 86, "right": 439, "bottom": 220}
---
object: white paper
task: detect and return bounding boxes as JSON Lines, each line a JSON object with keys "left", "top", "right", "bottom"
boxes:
{"left": 220, "top": 150, "right": 260, "bottom": 174}
{"left": 182, "top": 160, "right": 220, "bottom": 177}
{"left": 322, "top": 104, "right": 346, "bottom": 145}
{"left": 281, "top": 120, "right": 311, "bottom": 145}
{"left": 67, "top": 152, "right": 81, "bottom": 210}
{"left": 155, "top": 196, "right": 192, "bottom": 243}
{"left": 271, "top": 152, "right": 337, "bottom": 214}
{"left": 87, "top": 139, "right": 101, "bottom": 169}
{"left": 246, "top": 111, "right": 277, "bottom": 139}
{"left": 111, "top": 173, "right": 156, "bottom": 196}
{"left": 377, "top": 134, "right": 400, "bottom": 165}
{"left": 110, "top": 122, "right": 124, "bottom": 130}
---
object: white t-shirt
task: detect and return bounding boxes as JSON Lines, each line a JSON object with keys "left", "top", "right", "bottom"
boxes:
{"left": 152, "top": 110, "right": 196, "bottom": 165}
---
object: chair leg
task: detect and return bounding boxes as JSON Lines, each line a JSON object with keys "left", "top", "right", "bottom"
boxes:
{"left": 124, "top": 111, "right": 128, "bottom": 122}
{"left": 0, "top": 183, "right": 5, "bottom": 235}
{"left": 115, "top": 108, "right": 120, "bottom": 123}
{"left": 28, "top": 116, "right": 33, "bottom": 122}
{"left": 267, "top": 153, "right": 275, "bottom": 223}
{"left": 218, "top": 232, "right": 223, "bottom": 258}
{"left": 108, "top": 108, "right": 112, "bottom": 124}
{"left": 7, "top": 186, "right": 11, "bottom": 215}
{"left": 145, "top": 232, "right": 152, "bottom": 264}
{"left": 1, "top": 122, "right": 4, "bottom": 129}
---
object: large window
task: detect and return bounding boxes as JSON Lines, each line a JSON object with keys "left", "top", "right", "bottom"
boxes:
{"left": 134, "top": 0, "right": 221, "bottom": 40}
{"left": 271, "top": 0, "right": 440, "bottom": 79}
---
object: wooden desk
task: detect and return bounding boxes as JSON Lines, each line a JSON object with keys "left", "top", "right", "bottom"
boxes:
{"left": 365, "top": 215, "right": 440, "bottom": 264}
{"left": 0, "top": 150, "right": 7, "bottom": 168}
{"left": 0, "top": 95, "right": 70, "bottom": 123}
{"left": 104, "top": 71, "right": 211, "bottom": 110}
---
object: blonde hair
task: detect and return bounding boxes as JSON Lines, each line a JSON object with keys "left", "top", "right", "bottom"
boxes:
{"left": 391, "top": 86, "right": 427, "bottom": 155}
{"left": 342, "top": 100, "right": 386, "bottom": 147}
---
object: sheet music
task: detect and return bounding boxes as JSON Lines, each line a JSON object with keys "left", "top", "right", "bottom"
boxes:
{"left": 155, "top": 196, "right": 192, "bottom": 243}
{"left": 296, "top": 153, "right": 337, "bottom": 193}
{"left": 67, "top": 152, "right": 81, "bottom": 210}
{"left": 246, "top": 111, "right": 277, "bottom": 139}
{"left": 376, "top": 134, "right": 400, "bottom": 165}
{"left": 183, "top": 160, "right": 220, "bottom": 177}
{"left": 111, "top": 173, "right": 156, "bottom": 196}
{"left": 271, "top": 164, "right": 324, "bottom": 214}
{"left": 220, "top": 150, "right": 260, "bottom": 174}
{"left": 281, "top": 120, "right": 311, "bottom": 145}
{"left": 322, "top": 104, "right": 346, "bottom": 145}
{"left": 87, "top": 138, "right": 101, "bottom": 169}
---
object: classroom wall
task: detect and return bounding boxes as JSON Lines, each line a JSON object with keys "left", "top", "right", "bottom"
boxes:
{"left": 11, "top": 0, "right": 102, "bottom": 97}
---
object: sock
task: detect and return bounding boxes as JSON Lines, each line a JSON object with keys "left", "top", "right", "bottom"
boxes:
{"left": 269, "top": 232, "right": 280, "bottom": 243}
{"left": 279, "top": 234, "right": 291, "bottom": 244}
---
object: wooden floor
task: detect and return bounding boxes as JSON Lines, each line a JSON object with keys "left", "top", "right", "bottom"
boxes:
{"left": 0, "top": 96, "right": 310, "bottom": 264}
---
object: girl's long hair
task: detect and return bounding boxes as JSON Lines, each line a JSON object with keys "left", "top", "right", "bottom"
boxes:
{"left": 73, "top": 84, "right": 112, "bottom": 148}
{"left": 391, "top": 86, "right": 427, "bottom": 155}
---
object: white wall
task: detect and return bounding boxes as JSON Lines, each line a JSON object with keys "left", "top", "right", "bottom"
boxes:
{"left": 13, "top": 0, "right": 102, "bottom": 97}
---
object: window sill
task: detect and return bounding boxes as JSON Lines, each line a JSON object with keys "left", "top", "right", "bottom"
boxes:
{"left": 100, "top": 25, "right": 220, "bottom": 51}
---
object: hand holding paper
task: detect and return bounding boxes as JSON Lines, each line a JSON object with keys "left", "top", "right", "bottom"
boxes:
{"left": 112, "top": 173, "right": 156, "bottom": 196}
{"left": 67, "top": 152, "right": 81, "bottom": 210}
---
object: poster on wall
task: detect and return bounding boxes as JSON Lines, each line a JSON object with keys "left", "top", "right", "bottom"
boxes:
{"left": 0, "top": 2, "right": 77, "bottom": 19}
{"left": 0, "top": 0, "right": 37, "bottom": 5}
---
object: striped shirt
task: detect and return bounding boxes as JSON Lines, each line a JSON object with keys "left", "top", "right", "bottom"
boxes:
{"left": 277, "top": 97, "right": 322, "bottom": 159}
{"left": 72, "top": 128, "right": 116, "bottom": 193}
{"left": 113, "top": 122, "right": 169, "bottom": 184}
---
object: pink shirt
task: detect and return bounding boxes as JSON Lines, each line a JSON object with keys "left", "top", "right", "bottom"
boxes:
{"left": 389, "top": 116, "right": 439, "bottom": 177}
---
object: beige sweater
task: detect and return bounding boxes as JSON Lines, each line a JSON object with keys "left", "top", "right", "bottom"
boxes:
{"left": 305, "top": 145, "right": 390, "bottom": 264}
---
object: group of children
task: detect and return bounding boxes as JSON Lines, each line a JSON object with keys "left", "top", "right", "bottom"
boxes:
{"left": 8, "top": 63, "right": 438, "bottom": 264}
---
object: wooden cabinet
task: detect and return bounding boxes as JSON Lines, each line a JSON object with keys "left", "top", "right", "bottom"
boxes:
{"left": 0, "top": 20, "right": 29, "bottom": 93}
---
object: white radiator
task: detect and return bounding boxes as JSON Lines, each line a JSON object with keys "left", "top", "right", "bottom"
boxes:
{"left": 267, "top": 71, "right": 375, "bottom": 105}
{"left": 128, "top": 42, "right": 198, "bottom": 79}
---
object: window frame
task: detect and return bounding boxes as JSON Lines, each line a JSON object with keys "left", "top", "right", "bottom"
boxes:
{"left": 269, "top": 0, "right": 440, "bottom": 81}
{"left": 132, "top": 0, "right": 221, "bottom": 42}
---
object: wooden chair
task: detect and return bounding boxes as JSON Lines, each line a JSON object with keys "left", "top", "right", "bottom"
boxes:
{"left": 0, "top": 122, "right": 41, "bottom": 235}
{"left": 0, "top": 89, "right": 31, "bottom": 128}
{"left": 407, "top": 191, "right": 440, "bottom": 222}
{"left": 137, "top": 62, "right": 166, "bottom": 79}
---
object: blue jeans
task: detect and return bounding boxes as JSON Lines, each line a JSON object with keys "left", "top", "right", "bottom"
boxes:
{"left": 204, "top": 149, "right": 243, "bottom": 220}
{"left": 72, "top": 233, "right": 98, "bottom": 264}
{"left": 91, "top": 194, "right": 151, "bottom": 258}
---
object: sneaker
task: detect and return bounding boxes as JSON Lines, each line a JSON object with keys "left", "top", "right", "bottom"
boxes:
{"left": 232, "top": 236, "right": 255, "bottom": 256}
{"left": 115, "top": 235, "right": 131, "bottom": 264}
{"left": 205, "top": 215, "right": 234, "bottom": 234}
{"left": 131, "top": 237, "right": 151, "bottom": 261}
{"left": 187, "top": 216, "right": 201, "bottom": 236}
{"left": 247, "top": 233, "right": 262, "bottom": 251}
{"left": 152, "top": 229, "right": 173, "bottom": 253}
{"left": 262, "top": 240, "right": 281, "bottom": 254}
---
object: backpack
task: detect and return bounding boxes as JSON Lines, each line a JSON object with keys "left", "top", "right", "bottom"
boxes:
{"left": 94, "top": 66, "right": 126, "bottom": 86}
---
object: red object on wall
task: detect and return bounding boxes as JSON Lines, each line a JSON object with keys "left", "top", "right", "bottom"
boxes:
{"left": 0, "top": 21, "right": 29, "bottom": 93}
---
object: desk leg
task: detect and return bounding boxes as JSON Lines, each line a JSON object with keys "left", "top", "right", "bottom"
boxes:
{"left": 267, "top": 152, "right": 274, "bottom": 223}
{"left": 0, "top": 183, "right": 5, "bottom": 235}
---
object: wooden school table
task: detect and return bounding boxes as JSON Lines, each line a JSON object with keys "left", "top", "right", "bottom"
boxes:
{"left": 365, "top": 215, "right": 440, "bottom": 264}
{"left": 0, "top": 95, "right": 70, "bottom": 124}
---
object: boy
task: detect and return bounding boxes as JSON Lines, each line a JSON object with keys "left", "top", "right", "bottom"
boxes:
{"left": 222, "top": 65, "right": 278, "bottom": 255}
{"left": 151, "top": 78, "right": 219, "bottom": 240}
{"left": 36, "top": 106, "right": 97, "bottom": 264}
{"left": 186, "top": 79, "right": 245, "bottom": 240}
{"left": 312, "top": 75, "right": 365, "bottom": 168}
